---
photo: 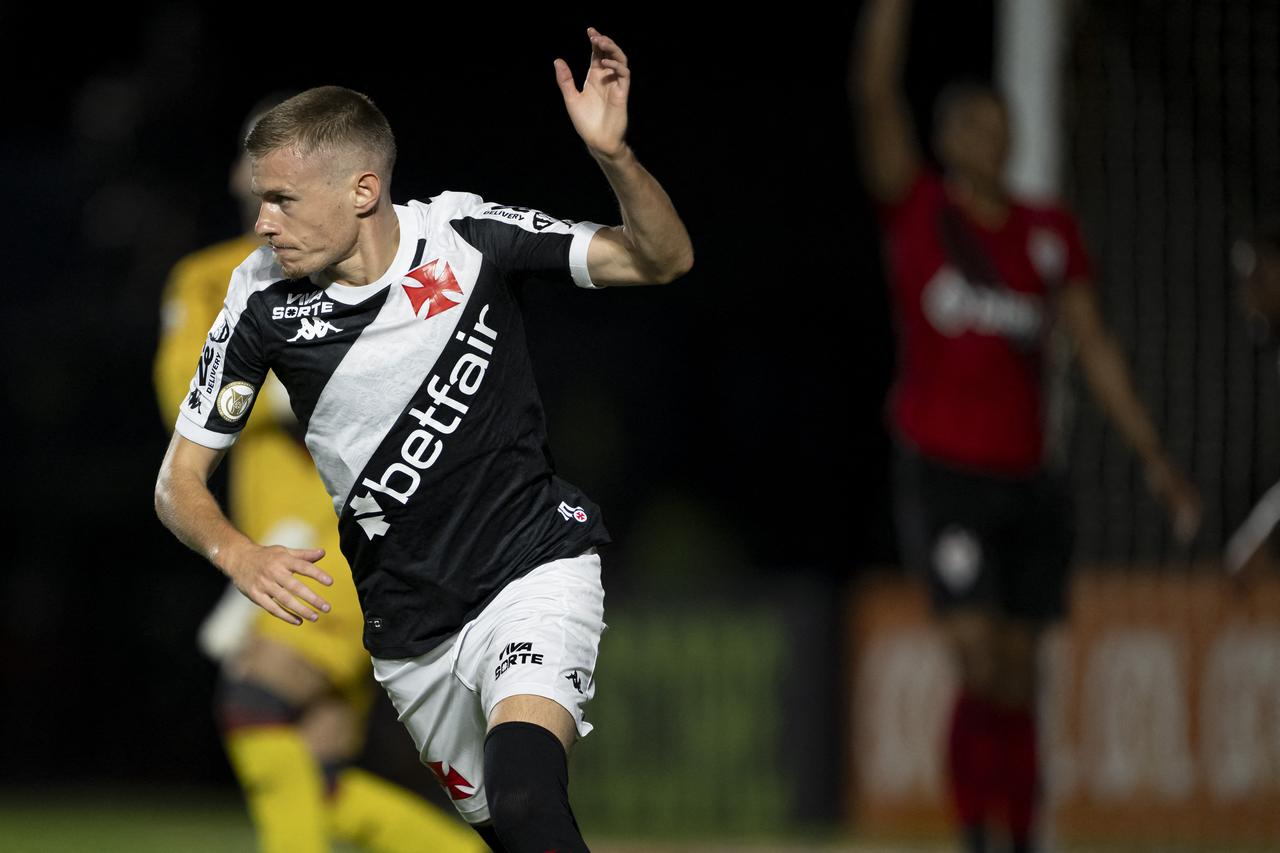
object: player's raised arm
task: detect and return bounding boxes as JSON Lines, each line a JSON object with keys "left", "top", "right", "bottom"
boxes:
{"left": 553, "top": 26, "right": 693, "bottom": 287}
{"left": 850, "top": 0, "right": 922, "bottom": 204}
{"left": 155, "top": 431, "right": 333, "bottom": 625}
{"left": 1057, "top": 282, "right": 1202, "bottom": 543}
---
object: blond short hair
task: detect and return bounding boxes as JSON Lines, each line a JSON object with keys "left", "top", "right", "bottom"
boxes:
{"left": 245, "top": 85, "right": 396, "bottom": 180}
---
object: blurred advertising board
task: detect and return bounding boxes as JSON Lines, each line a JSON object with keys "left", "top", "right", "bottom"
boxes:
{"left": 844, "top": 570, "right": 1280, "bottom": 845}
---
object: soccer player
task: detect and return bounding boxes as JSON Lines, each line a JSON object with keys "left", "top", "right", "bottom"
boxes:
{"left": 154, "top": 95, "right": 484, "bottom": 853}
{"left": 1225, "top": 225, "right": 1280, "bottom": 577}
{"left": 154, "top": 27, "right": 693, "bottom": 853}
{"left": 851, "top": 2, "right": 1201, "bottom": 851}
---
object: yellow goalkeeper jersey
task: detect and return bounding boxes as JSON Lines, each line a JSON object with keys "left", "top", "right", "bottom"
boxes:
{"left": 154, "top": 234, "right": 368, "bottom": 690}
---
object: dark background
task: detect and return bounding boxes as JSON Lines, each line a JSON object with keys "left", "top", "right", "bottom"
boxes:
{"left": 0, "top": 3, "right": 993, "bottom": 788}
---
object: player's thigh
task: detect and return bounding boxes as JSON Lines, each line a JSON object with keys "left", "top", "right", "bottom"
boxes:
{"left": 251, "top": 531, "right": 370, "bottom": 697}
{"left": 297, "top": 694, "right": 362, "bottom": 763}
{"left": 939, "top": 608, "right": 1002, "bottom": 693}
{"left": 1001, "top": 471, "right": 1074, "bottom": 625}
{"left": 893, "top": 446, "right": 1004, "bottom": 615}
{"left": 465, "top": 549, "right": 606, "bottom": 751}
{"left": 372, "top": 641, "right": 491, "bottom": 824}
{"left": 225, "top": 634, "right": 333, "bottom": 707}
{"left": 488, "top": 694, "right": 577, "bottom": 755}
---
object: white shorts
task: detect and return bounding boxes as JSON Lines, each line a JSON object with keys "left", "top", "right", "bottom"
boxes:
{"left": 371, "top": 548, "right": 606, "bottom": 825}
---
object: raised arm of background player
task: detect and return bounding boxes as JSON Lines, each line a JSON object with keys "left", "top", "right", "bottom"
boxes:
{"left": 849, "top": 0, "right": 920, "bottom": 205}
{"left": 850, "top": 0, "right": 1201, "bottom": 542}
{"left": 156, "top": 26, "right": 694, "bottom": 627}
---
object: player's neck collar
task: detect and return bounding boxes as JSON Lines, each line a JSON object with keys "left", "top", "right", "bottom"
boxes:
{"left": 313, "top": 203, "right": 416, "bottom": 305}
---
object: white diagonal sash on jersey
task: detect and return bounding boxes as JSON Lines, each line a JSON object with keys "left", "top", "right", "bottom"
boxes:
{"left": 305, "top": 246, "right": 479, "bottom": 515}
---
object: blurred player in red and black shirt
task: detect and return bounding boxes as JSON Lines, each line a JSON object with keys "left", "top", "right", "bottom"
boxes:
{"left": 851, "top": 1, "right": 1201, "bottom": 851}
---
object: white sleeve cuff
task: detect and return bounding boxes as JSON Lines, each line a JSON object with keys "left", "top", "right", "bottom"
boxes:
{"left": 569, "top": 221, "right": 604, "bottom": 289}
{"left": 175, "top": 413, "right": 239, "bottom": 450}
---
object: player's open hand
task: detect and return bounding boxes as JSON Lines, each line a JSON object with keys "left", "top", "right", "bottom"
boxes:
{"left": 554, "top": 26, "right": 629, "bottom": 159}
{"left": 223, "top": 542, "right": 333, "bottom": 626}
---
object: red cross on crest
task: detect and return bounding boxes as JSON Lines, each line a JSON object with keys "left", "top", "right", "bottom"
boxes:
{"left": 403, "top": 259, "right": 463, "bottom": 319}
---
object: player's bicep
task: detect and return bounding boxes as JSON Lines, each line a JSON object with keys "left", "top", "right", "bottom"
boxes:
{"left": 583, "top": 225, "right": 663, "bottom": 287}
{"left": 856, "top": 94, "right": 922, "bottom": 205}
{"left": 160, "top": 430, "right": 229, "bottom": 486}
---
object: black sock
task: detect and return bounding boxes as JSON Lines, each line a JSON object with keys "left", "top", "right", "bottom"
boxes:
{"left": 483, "top": 721, "right": 588, "bottom": 853}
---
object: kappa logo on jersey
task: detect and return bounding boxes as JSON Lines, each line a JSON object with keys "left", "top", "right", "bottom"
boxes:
{"left": 287, "top": 317, "right": 343, "bottom": 343}
{"left": 403, "top": 259, "right": 464, "bottom": 320}
{"left": 349, "top": 492, "right": 389, "bottom": 540}
{"left": 495, "top": 641, "right": 544, "bottom": 680}
{"left": 557, "top": 502, "right": 588, "bottom": 523}
{"left": 216, "top": 381, "right": 255, "bottom": 422}
{"left": 272, "top": 290, "right": 336, "bottom": 321}
{"left": 354, "top": 305, "right": 499, "bottom": 535}
{"left": 186, "top": 388, "right": 203, "bottom": 413}
{"left": 426, "top": 761, "right": 477, "bottom": 801}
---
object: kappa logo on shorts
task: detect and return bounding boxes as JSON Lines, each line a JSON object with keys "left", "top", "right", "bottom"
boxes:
{"left": 426, "top": 761, "right": 476, "bottom": 801}
{"left": 403, "top": 259, "right": 464, "bottom": 320}
{"left": 565, "top": 671, "right": 584, "bottom": 694}
{"left": 495, "top": 641, "right": 544, "bottom": 680}
{"left": 557, "top": 501, "right": 588, "bottom": 523}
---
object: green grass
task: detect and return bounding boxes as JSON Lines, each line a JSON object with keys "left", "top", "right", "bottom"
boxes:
{"left": 0, "top": 789, "right": 359, "bottom": 853}
{"left": 2, "top": 792, "right": 1276, "bottom": 853}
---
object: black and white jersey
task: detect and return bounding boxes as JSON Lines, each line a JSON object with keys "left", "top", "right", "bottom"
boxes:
{"left": 175, "top": 192, "right": 613, "bottom": 658}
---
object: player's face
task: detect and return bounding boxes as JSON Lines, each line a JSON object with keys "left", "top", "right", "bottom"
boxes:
{"left": 251, "top": 146, "right": 360, "bottom": 280}
{"left": 938, "top": 93, "right": 1010, "bottom": 189}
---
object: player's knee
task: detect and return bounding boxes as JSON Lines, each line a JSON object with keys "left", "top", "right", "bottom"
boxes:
{"left": 944, "top": 613, "right": 1000, "bottom": 695}
{"left": 298, "top": 697, "right": 361, "bottom": 764}
{"left": 212, "top": 670, "right": 302, "bottom": 732}
{"left": 483, "top": 721, "right": 585, "bottom": 851}
{"left": 997, "top": 622, "right": 1040, "bottom": 706}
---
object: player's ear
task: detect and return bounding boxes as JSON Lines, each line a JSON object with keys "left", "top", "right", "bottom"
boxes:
{"left": 351, "top": 169, "right": 381, "bottom": 215}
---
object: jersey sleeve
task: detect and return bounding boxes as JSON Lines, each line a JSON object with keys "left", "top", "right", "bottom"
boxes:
{"left": 154, "top": 252, "right": 227, "bottom": 429}
{"left": 173, "top": 261, "right": 272, "bottom": 450}
{"left": 447, "top": 194, "right": 604, "bottom": 288}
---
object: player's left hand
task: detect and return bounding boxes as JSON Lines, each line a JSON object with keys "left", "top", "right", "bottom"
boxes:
{"left": 554, "top": 26, "right": 629, "bottom": 159}
{"left": 1144, "top": 456, "right": 1202, "bottom": 545}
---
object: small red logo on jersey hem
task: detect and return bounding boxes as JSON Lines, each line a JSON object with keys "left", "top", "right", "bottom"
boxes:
{"left": 403, "top": 260, "right": 464, "bottom": 319}
{"left": 427, "top": 760, "right": 477, "bottom": 800}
